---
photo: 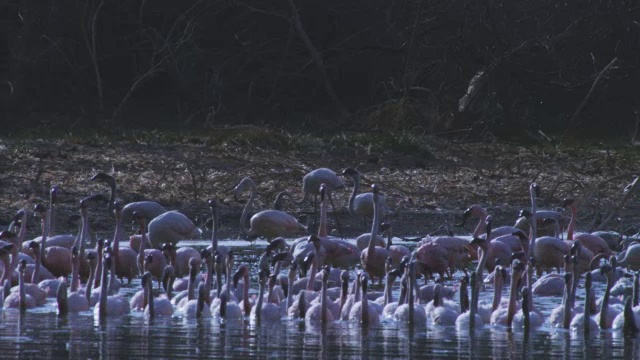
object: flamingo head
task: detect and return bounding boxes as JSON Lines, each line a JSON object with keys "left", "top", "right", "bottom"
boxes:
{"left": 379, "top": 222, "right": 391, "bottom": 234}
{"left": 233, "top": 265, "right": 248, "bottom": 287}
{"left": 50, "top": 185, "right": 59, "bottom": 204}
{"left": 28, "top": 240, "right": 40, "bottom": 251}
{"left": 518, "top": 209, "right": 533, "bottom": 219}
{"left": 0, "top": 230, "right": 15, "bottom": 240}
{"left": 20, "top": 259, "right": 27, "bottom": 271}
{"left": 600, "top": 263, "right": 613, "bottom": 276}
{"left": 14, "top": 209, "right": 26, "bottom": 221}
{"left": 71, "top": 246, "right": 78, "bottom": 257}
{"left": 0, "top": 243, "right": 14, "bottom": 256}
{"left": 200, "top": 248, "right": 211, "bottom": 260}
{"left": 561, "top": 198, "right": 576, "bottom": 208}
{"left": 319, "top": 184, "right": 326, "bottom": 201}
{"left": 340, "top": 270, "right": 349, "bottom": 283}
{"left": 33, "top": 203, "right": 47, "bottom": 215}
{"left": 341, "top": 167, "right": 359, "bottom": 177}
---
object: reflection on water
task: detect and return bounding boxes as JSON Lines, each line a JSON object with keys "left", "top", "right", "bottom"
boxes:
{"left": 0, "top": 239, "right": 639, "bottom": 359}
{"left": 0, "top": 309, "right": 639, "bottom": 359}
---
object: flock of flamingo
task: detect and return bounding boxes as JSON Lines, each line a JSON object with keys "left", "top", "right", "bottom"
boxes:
{"left": 1, "top": 166, "right": 640, "bottom": 338}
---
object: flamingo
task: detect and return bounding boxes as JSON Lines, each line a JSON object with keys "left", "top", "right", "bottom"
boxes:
{"left": 94, "top": 253, "right": 130, "bottom": 319}
{"left": 235, "top": 177, "right": 307, "bottom": 242}
{"left": 427, "top": 283, "right": 459, "bottom": 326}
{"left": 519, "top": 209, "right": 568, "bottom": 275}
{"left": 490, "top": 259, "right": 525, "bottom": 327}
{"left": 342, "top": 167, "right": 389, "bottom": 223}
{"left": 563, "top": 198, "right": 612, "bottom": 257}
{"left": 108, "top": 200, "right": 136, "bottom": 288}
{"left": 305, "top": 266, "right": 334, "bottom": 324}
{"left": 456, "top": 272, "right": 484, "bottom": 330}
{"left": 594, "top": 263, "right": 622, "bottom": 329}
{"left": 616, "top": 242, "right": 640, "bottom": 270}
{"left": 90, "top": 172, "right": 167, "bottom": 220}
{"left": 612, "top": 298, "right": 640, "bottom": 335}
{"left": 250, "top": 269, "right": 280, "bottom": 324}
{"left": 306, "top": 184, "right": 360, "bottom": 269}
{"left": 394, "top": 261, "right": 427, "bottom": 327}
{"left": 275, "top": 167, "right": 344, "bottom": 211}
{"left": 461, "top": 204, "right": 521, "bottom": 239}
{"left": 4, "top": 260, "right": 36, "bottom": 311}
{"left": 133, "top": 212, "right": 167, "bottom": 286}
{"left": 570, "top": 271, "right": 599, "bottom": 333}
{"left": 360, "top": 184, "right": 390, "bottom": 282}
{"left": 379, "top": 223, "right": 410, "bottom": 267}
{"left": 349, "top": 272, "right": 380, "bottom": 328}
{"left": 161, "top": 242, "right": 201, "bottom": 279}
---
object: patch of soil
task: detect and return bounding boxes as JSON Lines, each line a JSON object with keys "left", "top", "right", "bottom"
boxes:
{"left": 1, "top": 131, "right": 640, "bottom": 241}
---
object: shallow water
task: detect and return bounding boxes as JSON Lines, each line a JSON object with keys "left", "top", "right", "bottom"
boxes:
{"left": 1, "top": 238, "right": 639, "bottom": 359}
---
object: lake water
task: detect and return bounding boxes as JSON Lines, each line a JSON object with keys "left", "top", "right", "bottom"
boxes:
{"left": 0, "top": 239, "right": 638, "bottom": 359}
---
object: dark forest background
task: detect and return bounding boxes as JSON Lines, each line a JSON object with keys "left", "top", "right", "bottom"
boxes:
{"left": 1, "top": 0, "right": 639, "bottom": 140}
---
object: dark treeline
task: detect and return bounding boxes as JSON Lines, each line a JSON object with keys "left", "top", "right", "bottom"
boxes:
{"left": 2, "top": 0, "right": 639, "bottom": 139}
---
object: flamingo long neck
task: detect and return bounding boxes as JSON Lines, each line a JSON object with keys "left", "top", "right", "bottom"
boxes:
{"left": 94, "top": 247, "right": 103, "bottom": 289}
{"left": 146, "top": 277, "right": 155, "bottom": 319}
{"left": 433, "top": 286, "right": 442, "bottom": 307}
{"left": 239, "top": 182, "right": 256, "bottom": 237}
{"left": 215, "top": 268, "right": 222, "bottom": 300}
{"left": 18, "top": 267, "right": 26, "bottom": 312}
{"left": 321, "top": 275, "right": 328, "bottom": 323}
{"left": 32, "top": 246, "right": 42, "bottom": 284}
{"left": 383, "top": 274, "right": 393, "bottom": 306}
{"left": 210, "top": 205, "right": 219, "bottom": 277}
{"left": 583, "top": 278, "right": 591, "bottom": 333}
{"left": 286, "top": 270, "right": 295, "bottom": 311}
{"left": 347, "top": 173, "right": 360, "bottom": 216}
{"left": 570, "top": 260, "right": 579, "bottom": 309}
{"left": 57, "top": 284, "right": 68, "bottom": 317}
{"left": 408, "top": 267, "right": 415, "bottom": 325}
{"left": 79, "top": 208, "right": 89, "bottom": 257}
{"left": 220, "top": 293, "right": 227, "bottom": 319}
{"left": 11, "top": 213, "right": 27, "bottom": 271}
{"left": 567, "top": 204, "right": 577, "bottom": 240}
{"left": 528, "top": 186, "right": 538, "bottom": 261}
{"left": 196, "top": 286, "right": 206, "bottom": 319}
{"left": 98, "top": 258, "right": 109, "bottom": 318}
{"left": 600, "top": 272, "right": 612, "bottom": 329}
{"left": 492, "top": 271, "right": 503, "bottom": 311}
{"left": 306, "top": 258, "right": 318, "bottom": 291}
{"left": 138, "top": 223, "right": 147, "bottom": 274}
{"left": 361, "top": 279, "right": 369, "bottom": 325}
{"left": 255, "top": 278, "right": 265, "bottom": 324}
{"left": 475, "top": 245, "right": 488, "bottom": 290}
{"left": 0, "top": 256, "right": 10, "bottom": 284}
{"left": 623, "top": 299, "right": 639, "bottom": 335}
{"left": 367, "top": 194, "right": 380, "bottom": 254}
{"left": 459, "top": 280, "right": 468, "bottom": 313}
{"left": 71, "top": 255, "right": 80, "bottom": 292}
{"left": 472, "top": 208, "right": 488, "bottom": 238}
{"left": 86, "top": 262, "right": 96, "bottom": 304}
{"left": 397, "top": 276, "right": 407, "bottom": 306}
{"left": 109, "top": 209, "right": 123, "bottom": 293}
{"left": 522, "top": 288, "right": 530, "bottom": 331}
{"left": 385, "top": 229, "right": 393, "bottom": 250}
{"left": 297, "top": 290, "right": 306, "bottom": 319}
{"left": 48, "top": 196, "right": 56, "bottom": 237}
{"left": 318, "top": 193, "right": 329, "bottom": 238}
{"left": 563, "top": 274, "right": 572, "bottom": 329}
{"left": 633, "top": 273, "right": 639, "bottom": 307}
{"left": 471, "top": 274, "right": 479, "bottom": 315}
{"left": 526, "top": 264, "right": 534, "bottom": 311}
{"left": 187, "top": 268, "right": 196, "bottom": 301}
{"left": 242, "top": 273, "right": 250, "bottom": 314}
{"left": 36, "top": 213, "right": 50, "bottom": 284}
{"left": 507, "top": 273, "right": 520, "bottom": 328}
{"left": 339, "top": 277, "right": 348, "bottom": 314}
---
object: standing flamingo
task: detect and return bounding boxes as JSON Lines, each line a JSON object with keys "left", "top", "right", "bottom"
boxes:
{"left": 235, "top": 177, "right": 307, "bottom": 242}
{"left": 342, "top": 168, "right": 389, "bottom": 223}
{"left": 360, "top": 184, "right": 389, "bottom": 282}
{"left": 90, "top": 172, "right": 167, "bottom": 220}
{"left": 562, "top": 198, "right": 612, "bottom": 257}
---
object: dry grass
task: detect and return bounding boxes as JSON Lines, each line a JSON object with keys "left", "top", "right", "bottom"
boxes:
{"left": 2, "top": 128, "right": 640, "bottom": 240}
